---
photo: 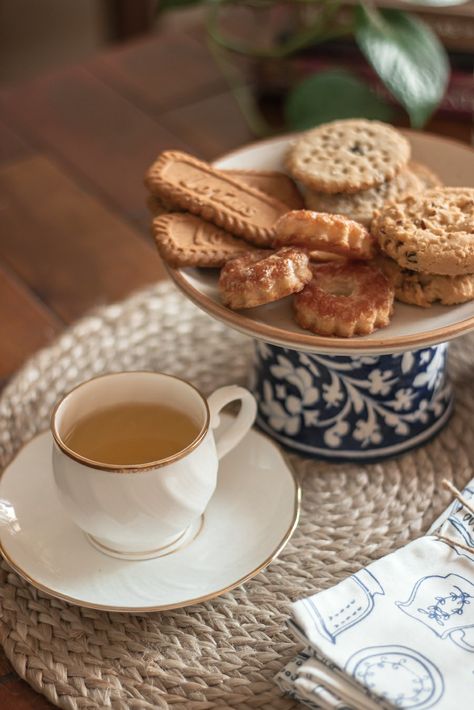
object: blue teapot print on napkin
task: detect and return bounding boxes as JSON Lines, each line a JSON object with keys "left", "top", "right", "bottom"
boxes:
{"left": 396, "top": 573, "right": 474, "bottom": 653}
{"left": 303, "top": 569, "right": 384, "bottom": 644}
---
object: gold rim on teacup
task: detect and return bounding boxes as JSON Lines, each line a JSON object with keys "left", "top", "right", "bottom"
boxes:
{"left": 50, "top": 371, "right": 211, "bottom": 473}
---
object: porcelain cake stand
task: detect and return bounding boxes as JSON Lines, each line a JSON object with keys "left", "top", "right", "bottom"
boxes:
{"left": 168, "top": 132, "right": 474, "bottom": 462}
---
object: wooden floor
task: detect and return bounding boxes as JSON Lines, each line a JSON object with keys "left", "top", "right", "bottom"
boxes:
{"left": 0, "top": 22, "right": 471, "bottom": 708}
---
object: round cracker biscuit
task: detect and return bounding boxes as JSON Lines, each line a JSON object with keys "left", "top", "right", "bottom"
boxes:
{"left": 377, "top": 254, "right": 474, "bottom": 307}
{"left": 304, "top": 165, "right": 424, "bottom": 226}
{"left": 287, "top": 119, "right": 410, "bottom": 193}
{"left": 372, "top": 188, "right": 474, "bottom": 276}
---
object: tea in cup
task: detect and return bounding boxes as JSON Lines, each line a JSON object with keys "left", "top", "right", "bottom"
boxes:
{"left": 51, "top": 371, "right": 257, "bottom": 559}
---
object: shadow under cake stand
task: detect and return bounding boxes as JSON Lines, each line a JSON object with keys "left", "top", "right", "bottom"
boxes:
{"left": 168, "top": 132, "right": 474, "bottom": 462}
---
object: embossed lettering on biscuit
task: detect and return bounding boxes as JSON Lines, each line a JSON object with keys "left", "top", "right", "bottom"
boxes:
{"left": 146, "top": 151, "right": 290, "bottom": 247}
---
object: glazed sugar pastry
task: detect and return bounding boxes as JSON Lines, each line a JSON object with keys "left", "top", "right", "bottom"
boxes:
{"left": 293, "top": 262, "right": 394, "bottom": 337}
{"left": 274, "top": 210, "right": 376, "bottom": 260}
{"left": 219, "top": 248, "right": 312, "bottom": 309}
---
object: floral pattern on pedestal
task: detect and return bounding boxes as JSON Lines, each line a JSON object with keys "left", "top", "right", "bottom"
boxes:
{"left": 249, "top": 342, "right": 453, "bottom": 461}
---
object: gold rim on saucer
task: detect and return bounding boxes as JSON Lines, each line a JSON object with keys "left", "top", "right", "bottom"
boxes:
{"left": 0, "top": 430, "right": 301, "bottom": 613}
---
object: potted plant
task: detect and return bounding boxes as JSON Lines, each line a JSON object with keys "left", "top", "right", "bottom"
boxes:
{"left": 157, "top": 0, "right": 465, "bottom": 134}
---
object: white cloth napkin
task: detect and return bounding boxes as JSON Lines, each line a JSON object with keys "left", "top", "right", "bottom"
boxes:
{"left": 276, "top": 480, "right": 474, "bottom": 709}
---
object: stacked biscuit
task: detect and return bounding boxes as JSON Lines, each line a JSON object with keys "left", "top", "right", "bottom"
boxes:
{"left": 145, "top": 119, "right": 474, "bottom": 339}
{"left": 304, "top": 162, "right": 440, "bottom": 226}
{"left": 288, "top": 119, "right": 441, "bottom": 227}
{"left": 372, "top": 189, "right": 474, "bottom": 307}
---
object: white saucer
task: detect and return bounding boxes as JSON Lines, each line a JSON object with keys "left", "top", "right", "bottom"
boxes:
{"left": 0, "top": 416, "right": 300, "bottom": 612}
{"left": 169, "top": 130, "right": 474, "bottom": 355}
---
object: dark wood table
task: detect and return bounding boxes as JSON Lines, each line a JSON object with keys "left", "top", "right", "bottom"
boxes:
{"left": 0, "top": 25, "right": 470, "bottom": 708}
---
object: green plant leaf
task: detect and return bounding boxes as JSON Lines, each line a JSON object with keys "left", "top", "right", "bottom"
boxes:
{"left": 284, "top": 69, "right": 394, "bottom": 130}
{"left": 355, "top": 6, "right": 449, "bottom": 127}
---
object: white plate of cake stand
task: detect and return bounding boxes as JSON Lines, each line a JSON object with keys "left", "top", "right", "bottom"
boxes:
{"left": 168, "top": 130, "right": 474, "bottom": 462}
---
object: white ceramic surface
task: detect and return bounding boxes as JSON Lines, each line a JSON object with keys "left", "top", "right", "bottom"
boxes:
{"left": 52, "top": 372, "right": 256, "bottom": 559}
{"left": 0, "top": 415, "right": 300, "bottom": 612}
{"left": 168, "top": 131, "right": 474, "bottom": 355}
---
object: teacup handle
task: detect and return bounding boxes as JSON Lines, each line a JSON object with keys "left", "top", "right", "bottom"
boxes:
{"left": 207, "top": 385, "right": 257, "bottom": 459}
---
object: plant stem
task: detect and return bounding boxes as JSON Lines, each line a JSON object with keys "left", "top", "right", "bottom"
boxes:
{"left": 204, "top": 0, "right": 356, "bottom": 136}
{"left": 206, "top": 35, "right": 272, "bottom": 137}
{"left": 206, "top": 0, "right": 353, "bottom": 59}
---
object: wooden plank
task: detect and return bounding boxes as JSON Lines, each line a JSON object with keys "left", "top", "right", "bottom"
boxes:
{"left": 159, "top": 91, "right": 253, "bottom": 161}
{"left": 0, "top": 118, "right": 32, "bottom": 166}
{"left": 0, "top": 68, "right": 194, "bottom": 222}
{"left": 91, "top": 32, "right": 226, "bottom": 112}
{"left": 0, "top": 263, "right": 62, "bottom": 381}
{"left": 0, "top": 156, "right": 165, "bottom": 324}
{"left": 104, "top": 0, "right": 155, "bottom": 40}
{"left": 0, "top": 679, "right": 53, "bottom": 710}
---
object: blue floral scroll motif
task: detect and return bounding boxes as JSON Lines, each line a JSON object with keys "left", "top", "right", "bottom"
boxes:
{"left": 397, "top": 573, "right": 474, "bottom": 653}
{"left": 250, "top": 341, "right": 453, "bottom": 461}
{"left": 304, "top": 570, "right": 384, "bottom": 644}
{"left": 345, "top": 645, "right": 444, "bottom": 708}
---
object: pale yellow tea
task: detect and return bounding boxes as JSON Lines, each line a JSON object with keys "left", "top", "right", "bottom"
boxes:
{"left": 64, "top": 403, "right": 200, "bottom": 465}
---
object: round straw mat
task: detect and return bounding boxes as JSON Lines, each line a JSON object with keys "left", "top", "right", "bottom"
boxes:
{"left": 0, "top": 282, "right": 473, "bottom": 709}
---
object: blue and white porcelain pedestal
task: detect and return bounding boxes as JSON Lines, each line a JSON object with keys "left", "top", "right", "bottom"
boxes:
{"left": 250, "top": 341, "right": 453, "bottom": 462}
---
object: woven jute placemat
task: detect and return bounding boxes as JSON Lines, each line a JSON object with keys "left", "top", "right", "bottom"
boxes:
{"left": 0, "top": 282, "right": 473, "bottom": 709}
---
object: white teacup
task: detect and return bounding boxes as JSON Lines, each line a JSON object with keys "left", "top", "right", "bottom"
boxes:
{"left": 51, "top": 371, "right": 257, "bottom": 560}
